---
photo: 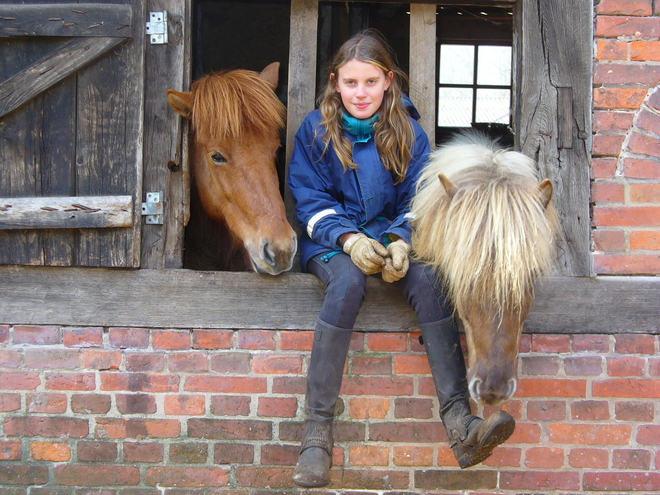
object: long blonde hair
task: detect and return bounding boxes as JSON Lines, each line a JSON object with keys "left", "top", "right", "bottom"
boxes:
{"left": 318, "top": 29, "right": 416, "bottom": 184}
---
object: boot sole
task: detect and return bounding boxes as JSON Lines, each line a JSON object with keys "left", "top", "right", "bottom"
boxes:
{"left": 458, "top": 411, "right": 516, "bottom": 469}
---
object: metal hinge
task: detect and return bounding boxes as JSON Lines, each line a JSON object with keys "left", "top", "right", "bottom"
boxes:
{"left": 146, "top": 11, "right": 168, "bottom": 44}
{"left": 142, "top": 192, "right": 164, "bottom": 224}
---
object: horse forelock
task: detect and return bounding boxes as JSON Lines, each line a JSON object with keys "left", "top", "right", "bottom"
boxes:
{"left": 411, "top": 138, "right": 560, "bottom": 313}
{"left": 190, "top": 70, "right": 286, "bottom": 144}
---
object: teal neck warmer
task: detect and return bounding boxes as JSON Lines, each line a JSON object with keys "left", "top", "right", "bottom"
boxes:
{"left": 342, "top": 112, "right": 379, "bottom": 143}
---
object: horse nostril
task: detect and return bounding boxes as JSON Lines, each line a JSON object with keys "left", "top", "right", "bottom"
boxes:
{"left": 507, "top": 378, "right": 517, "bottom": 399}
{"left": 261, "top": 240, "right": 277, "bottom": 267}
{"left": 469, "top": 378, "right": 481, "bottom": 401}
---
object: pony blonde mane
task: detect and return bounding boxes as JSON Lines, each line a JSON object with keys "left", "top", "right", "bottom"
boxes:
{"left": 190, "top": 70, "right": 286, "bottom": 142}
{"left": 411, "top": 133, "right": 560, "bottom": 313}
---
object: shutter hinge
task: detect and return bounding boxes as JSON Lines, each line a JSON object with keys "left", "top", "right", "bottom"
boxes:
{"left": 146, "top": 11, "right": 168, "bottom": 45}
{"left": 142, "top": 192, "right": 164, "bottom": 225}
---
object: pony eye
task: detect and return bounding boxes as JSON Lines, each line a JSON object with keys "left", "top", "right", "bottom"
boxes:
{"left": 211, "top": 152, "right": 227, "bottom": 165}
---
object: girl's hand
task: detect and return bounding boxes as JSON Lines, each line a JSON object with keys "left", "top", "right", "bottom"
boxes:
{"left": 382, "top": 240, "right": 411, "bottom": 283}
{"left": 342, "top": 233, "right": 388, "bottom": 275}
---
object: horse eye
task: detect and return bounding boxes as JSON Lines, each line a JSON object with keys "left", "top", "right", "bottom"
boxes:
{"left": 211, "top": 152, "right": 227, "bottom": 165}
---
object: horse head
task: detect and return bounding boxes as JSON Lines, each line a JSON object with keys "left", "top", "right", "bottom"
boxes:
{"left": 167, "top": 63, "right": 296, "bottom": 275}
{"left": 411, "top": 133, "right": 560, "bottom": 406}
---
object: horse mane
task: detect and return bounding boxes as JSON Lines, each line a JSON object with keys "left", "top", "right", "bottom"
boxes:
{"left": 190, "top": 70, "right": 286, "bottom": 143}
{"left": 410, "top": 132, "right": 561, "bottom": 313}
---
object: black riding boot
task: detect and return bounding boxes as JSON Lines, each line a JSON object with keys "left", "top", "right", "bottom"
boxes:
{"left": 293, "top": 319, "right": 353, "bottom": 488}
{"left": 420, "top": 317, "right": 515, "bottom": 469}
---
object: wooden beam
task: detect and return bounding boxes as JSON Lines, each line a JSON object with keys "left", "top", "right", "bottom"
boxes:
{"left": 0, "top": 266, "right": 658, "bottom": 335}
{"left": 0, "top": 196, "right": 133, "bottom": 229}
{"left": 0, "top": 36, "right": 126, "bottom": 118}
{"left": 0, "top": 3, "right": 133, "bottom": 38}
{"left": 409, "top": 4, "right": 437, "bottom": 146}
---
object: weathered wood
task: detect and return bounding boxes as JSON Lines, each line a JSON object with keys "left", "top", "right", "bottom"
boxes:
{"left": 0, "top": 266, "right": 658, "bottom": 334}
{"left": 322, "top": 0, "right": 514, "bottom": 5}
{"left": 0, "top": 3, "right": 132, "bottom": 38}
{"left": 0, "top": 196, "right": 133, "bottom": 229}
{"left": 409, "top": 4, "right": 437, "bottom": 146}
{"left": 140, "top": 0, "right": 191, "bottom": 269}
{"left": 513, "top": 0, "right": 592, "bottom": 277}
{"left": 0, "top": 36, "right": 126, "bottom": 118}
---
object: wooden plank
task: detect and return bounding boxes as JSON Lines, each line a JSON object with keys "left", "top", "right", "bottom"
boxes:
{"left": 322, "top": 0, "right": 515, "bottom": 5}
{"left": 0, "top": 266, "right": 658, "bottom": 334}
{"left": 0, "top": 196, "right": 133, "bottom": 229}
{"left": 513, "top": 0, "right": 592, "bottom": 277}
{"left": 409, "top": 4, "right": 437, "bottom": 146}
{"left": 0, "top": 3, "right": 132, "bottom": 38}
{"left": 140, "top": 0, "right": 191, "bottom": 269}
{"left": 0, "top": 36, "right": 125, "bottom": 118}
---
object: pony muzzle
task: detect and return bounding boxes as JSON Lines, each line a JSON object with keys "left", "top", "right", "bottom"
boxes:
{"left": 469, "top": 375, "right": 517, "bottom": 407}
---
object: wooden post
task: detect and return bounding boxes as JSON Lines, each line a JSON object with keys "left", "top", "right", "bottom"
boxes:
{"left": 409, "top": 4, "right": 437, "bottom": 147}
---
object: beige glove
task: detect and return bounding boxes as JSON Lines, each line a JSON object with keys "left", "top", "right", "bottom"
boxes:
{"left": 382, "top": 240, "right": 411, "bottom": 283}
{"left": 342, "top": 233, "right": 388, "bottom": 275}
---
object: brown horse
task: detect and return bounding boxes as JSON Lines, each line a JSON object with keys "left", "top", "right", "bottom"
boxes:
{"left": 167, "top": 63, "right": 296, "bottom": 275}
{"left": 410, "top": 132, "right": 560, "bottom": 406}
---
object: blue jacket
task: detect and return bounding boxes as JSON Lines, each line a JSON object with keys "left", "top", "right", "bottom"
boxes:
{"left": 288, "top": 105, "right": 431, "bottom": 270}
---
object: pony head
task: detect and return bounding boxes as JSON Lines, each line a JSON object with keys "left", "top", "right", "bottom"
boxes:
{"left": 167, "top": 63, "right": 296, "bottom": 275}
{"left": 411, "top": 132, "right": 560, "bottom": 406}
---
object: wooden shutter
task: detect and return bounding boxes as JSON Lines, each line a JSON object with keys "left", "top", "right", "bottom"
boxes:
{"left": 0, "top": 1, "right": 145, "bottom": 268}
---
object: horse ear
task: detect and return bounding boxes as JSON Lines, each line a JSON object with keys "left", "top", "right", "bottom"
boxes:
{"left": 259, "top": 62, "right": 280, "bottom": 90}
{"left": 166, "top": 89, "right": 193, "bottom": 119}
{"left": 438, "top": 173, "right": 458, "bottom": 199}
{"left": 538, "top": 178, "right": 554, "bottom": 209}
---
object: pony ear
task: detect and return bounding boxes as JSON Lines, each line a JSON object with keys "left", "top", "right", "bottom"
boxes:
{"left": 259, "top": 62, "right": 280, "bottom": 90}
{"left": 438, "top": 173, "right": 458, "bottom": 199}
{"left": 166, "top": 89, "right": 193, "bottom": 119}
{"left": 538, "top": 178, "right": 554, "bottom": 209}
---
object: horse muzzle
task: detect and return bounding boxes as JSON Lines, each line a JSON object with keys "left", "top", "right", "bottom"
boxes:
{"left": 247, "top": 234, "right": 297, "bottom": 276}
{"left": 468, "top": 375, "right": 517, "bottom": 407}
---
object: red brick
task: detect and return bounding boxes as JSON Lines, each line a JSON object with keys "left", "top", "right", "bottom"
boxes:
{"left": 369, "top": 421, "right": 446, "bottom": 443}
{"left": 252, "top": 354, "right": 302, "bottom": 374}
{"left": 527, "top": 400, "right": 566, "bottom": 421}
{"left": 0, "top": 464, "right": 49, "bottom": 485}
{"left": 145, "top": 466, "right": 229, "bottom": 487}
{"left": 569, "top": 448, "right": 609, "bottom": 468}
{"left": 95, "top": 418, "right": 180, "bottom": 439}
{"left": 623, "top": 157, "right": 660, "bottom": 178}
{"left": 0, "top": 349, "right": 22, "bottom": 367}
{"left": 484, "top": 399, "right": 524, "bottom": 421}
{"left": 608, "top": 356, "right": 646, "bottom": 376}
{"left": 54, "top": 465, "right": 140, "bottom": 486}
{"left": 349, "top": 445, "right": 389, "bottom": 466}
{"left": 524, "top": 447, "right": 565, "bottom": 468}
{"left": 583, "top": 471, "right": 660, "bottom": 491}
{"left": 260, "top": 444, "right": 298, "bottom": 466}
{"left": 0, "top": 392, "right": 21, "bottom": 412}
{"left": 29, "top": 441, "right": 71, "bottom": 462}
{"left": 594, "top": 87, "right": 648, "bottom": 110}
{"left": 342, "top": 376, "right": 414, "bottom": 396}
{"left": 652, "top": 357, "right": 660, "bottom": 376}
{"left": 124, "top": 442, "right": 164, "bottom": 463}
{"left": 63, "top": 327, "right": 103, "bottom": 348}
{"left": 100, "top": 372, "right": 178, "bottom": 392}
{"left": 185, "top": 375, "right": 266, "bottom": 394}
{"left": 77, "top": 441, "right": 118, "bottom": 462}
{"left": 27, "top": 392, "right": 67, "bottom": 414}
{"left": 631, "top": 230, "right": 660, "bottom": 249}
{"left": 0, "top": 325, "right": 8, "bottom": 344}
{"left": 164, "top": 394, "right": 205, "bottom": 416}
{"left": 627, "top": 129, "right": 660, "bottom": 156}
{"left": 592, "top": 133, "right": 626, "bottom": 156}
{"left": 152, "top": 330, "right": 190, "bottom": 350}
{"left": 637, "top": 424, "right": 660, "bottom": 444}
{"left": 390, "top": 445, "right": 433, "bottom": 467}
{"left": 482, "top": 446, "right": 522, "bottom": 467}
{"left": 279, "top": 330, "right": 313, "bottom": 351}
{"left": 169, "top": 442, "right": 208, "bottom": 464}
{"left": 394, "top": 397, "right": 433, "bottom": 419}
{"left": 81, "top": 349, "right": 122, "bottom": 370}
{"left": 168, "top": 352, "right": 208, "bottom": 372}
{"left": 394, "top": 355, "right": 430, "bottom": 374}
{"left": 593, "top": 157, "right": 618, "bottom": 178}
{"left": 352, "top": 356, "right": 392, "bottom": 375}
{"left": 0, "top": 439, "right": 22, "bottom": 460}
{"left": 71, "top": 393, "right": 111, "bottom": 414}
{"left": 214, "top": 443, "right": 255, "bottom": 464}
{"left": 571, "top": 400, "right": 611, "bottom": 420}
{"left": 615, "top": 334, "right": 656, "bottom": 354}
{"left": 631, "top": 40, "right": 660, "bottom": 61}
{"left": 596, "top": 15, "right": 660, "bottom": 38}
{"left": 635, "top": 107, "right": 660, "bottom": 135}
{"left": 594, "top": 206, "right": 660, "bottom": 227}
{"left": 257, "top": 397, "right": 297, "bottom": 418}
{"left": 515, "top": 378, "right": 586, "bottom": 398}
{"left": 612, "top": 448, "right": 652, "bottom": 469}
{"left": 531, "top": 334, "right": 570, "bottom": 353}
{"left": 45, "top": 372, "right": 95, "bottom": 391}
{"left": 595, "top": 378, "right": 660, "bottom": 398}
{"left": 237, "top": 330, "right": 276, "bottom": 350}
{"left": 572, "top": 334, "right": 611, "bottom": 352}
{"left": 507, "top": 423, "right": 542, "bottom": 444}
{"left": 595, "top": 40, "right": 629, "bottom": 60}
{"left": 0, "top": 371, "right": 40, "bottom": 390}
{"left": 520, "top": 355, "right": 560, "bottom": 375}
{"left": 367, "top": 333, "right": 407, "bottom": 352}
{"left": 594, "top": 253, "right": 660, "bottom": 273}
{"left": 188, "top": 419, "right": 271, "bottom": 441}
{"left": 348, "top": 397, "right": 390, "bottom": 419}
{"left": 615, "top": 400, "right": 655, "bottom": 421}
{"left": 116, "top": 394, "right": 157, "bottom": 414}
{"left": 564, "top": 356, "right": 603, "bottom": 376}
{"left": 211, "top": 395, "right": 251, "bottom": 416}
{"left": 24, "top": 349, "right": 79, "bottom": 370}
{"left": 597, "top": 0, "right": 653, "bottom": 15}
{"left": 125, "top": 353, "right": 165, "bottom": 372}
{"left": 592, "top": 181, "right": 625, "bottom": 203}
{"left": 108, "top": 328, "right": 149, "bottom": 349}
{"left": 272, "top": 376, "right": 306, "bottom": 395}
{"left": 548, "top": 423, "right": 631, "bottom": 445}
{"left": 594, "top": 63, "right": 660, "bottom": 85}
{"left": 500, "top": 471, "right": 580, "bottom": 491}
{"left": 234, "top": 467, "right": 297, "bottom": 489}
{"left": 4, "top": 416, "right": 88, "bottom": 438}
{"left": 210, "top": 353, "right": 251, "bottom": 374}
{"left": 192, "top": 329, "right": 233, "bottom": 349}
{"left": 13, "top": 325, "right": 60, "bottom": 345}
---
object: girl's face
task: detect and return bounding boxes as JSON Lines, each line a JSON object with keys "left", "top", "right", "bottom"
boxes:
{"left": 333, "top": 58, "right": 392, "bottom": 119}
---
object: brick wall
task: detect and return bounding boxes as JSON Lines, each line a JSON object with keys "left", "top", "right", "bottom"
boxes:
{"left": 1, "top": 324, "right": 659, "bottom": 493}
{"left": 592, "top": 0, "right": 660, "bottom": 274}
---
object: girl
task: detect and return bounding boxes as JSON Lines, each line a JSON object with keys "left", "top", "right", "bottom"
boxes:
{"left": 288, "top": 29, "right": 514, "bottom": 488}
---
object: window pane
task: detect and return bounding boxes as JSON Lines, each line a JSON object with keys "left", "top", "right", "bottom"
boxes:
{"left": 475, "top": 88, "right": 510, "bottom": 124}
{"left": 477, "top": 46, "right": 511, "bottom": 86}
{"left": 439, "top": 45, "right": 474, "bottom": 85}
{"left": 438, "top": 87, "right": 473, "bottom": 127}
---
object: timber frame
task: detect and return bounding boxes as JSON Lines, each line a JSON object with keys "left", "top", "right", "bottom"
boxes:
{"left": 1, "top": 0, "right": 659, "bottom": 334}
